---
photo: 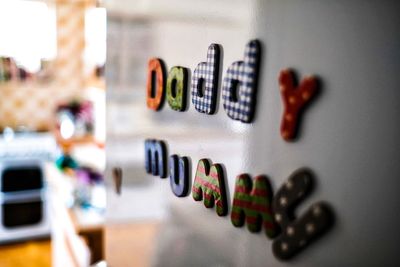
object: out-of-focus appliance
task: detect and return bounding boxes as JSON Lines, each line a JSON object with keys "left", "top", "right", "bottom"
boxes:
{"left": 0, "top": 132, "right": 56, "bottom": 243}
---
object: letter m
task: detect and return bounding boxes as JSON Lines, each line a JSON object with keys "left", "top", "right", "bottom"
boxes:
{"left": 192, "top": 159, "right": 227, "bottom": 216}
{"left": 144, "top": 139, "right": 167, "bottom": 178}
{"left": 231, "top": 174, "right": 278, "bottom": 238}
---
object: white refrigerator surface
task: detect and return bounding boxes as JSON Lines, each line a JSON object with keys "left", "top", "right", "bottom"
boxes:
{"left": 106, "top": 1, "right": 400, "bottom": 266}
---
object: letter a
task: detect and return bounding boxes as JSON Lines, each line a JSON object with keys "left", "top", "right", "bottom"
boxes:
{"left": 167, "top": 66, "right": 188, "bottom": 111}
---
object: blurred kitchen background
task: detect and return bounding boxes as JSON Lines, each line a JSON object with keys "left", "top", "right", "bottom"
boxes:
{"left": 2, "top": 0, "right": 398, "bottom": 266}
{"left": 1, "top": 0, "right": 257, "bottom": 266}
{"left": 0, "top": 0, "right": 106, "bottom": 266}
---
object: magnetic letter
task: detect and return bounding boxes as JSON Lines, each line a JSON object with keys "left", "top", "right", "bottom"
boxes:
{"left": 169, "top": 155, "right": 190, "bottom": 197}
{"left": 167, "top": 66, "right": 188, "bottom": 111}
{"left": 231, "top": 174, "right": 278, "bottom": 238}
{"left": 192, "top": 159, "right": 227, "bottom": 216}
{"left": 222, "top": 40, "right": 261, "bottom": 123}
{"left": 144, "top": 139, "right": 168, "bottom": 178}
{"left": 279, "top": 69, "right": 318, "bottom": 141}
{"left": 147, "top": 58, "right": 166, "bottom": 110}
{"left": 191, "top": 44, "right": 221, "bottom": 114}
{"left": 272, "top": 169, "right": 333, "bottom": 260}
{"left": 112, "top": 167, "right": 122, "bottom": 195}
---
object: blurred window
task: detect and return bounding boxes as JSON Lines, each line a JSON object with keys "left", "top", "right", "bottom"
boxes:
{"left": 0, "top": 0, "right": 56, "bottom": 72}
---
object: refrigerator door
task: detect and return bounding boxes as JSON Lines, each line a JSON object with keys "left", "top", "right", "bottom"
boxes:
{"left": 105, "top": 1, "right": 400, "bottom": 266}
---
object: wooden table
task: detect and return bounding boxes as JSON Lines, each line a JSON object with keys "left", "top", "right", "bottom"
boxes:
{"left": 0, "top": 239, "right": 51, "bottom": 267}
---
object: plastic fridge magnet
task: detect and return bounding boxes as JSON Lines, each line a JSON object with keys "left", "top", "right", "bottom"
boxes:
{"left": 147, "top": 58, "right": 167, "bottom": 111}
{"left": 192, "top": 158, "right": 228, "bottom": 216}
{"left": 191, "top": 44, "right": 221, "bottom": 114}
{"left": 272, "top": 168, "right": 333, "bottom": 260}
{"left": 169, "top": 154, "right": 190, "bottom": 197}
{"left": 279, "top": 69, "right": 318, "bottom": 141}
{"left": 222, "top": 40, "right": 261, "bottom": 123}
{"left": 231, "top": 174, "right": 278, "bottom": 238}
{"left": 167, "top": 66, "right": 188, "bottom": 111}
{"left": 112, "top": 167, "right": 123, "bottom": 195}
{"left": 144, "top": 139, "right": 168, "bottom": 178}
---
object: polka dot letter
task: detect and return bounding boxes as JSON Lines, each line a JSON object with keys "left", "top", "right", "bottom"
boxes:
{"left": 192, "top": 159, "right": 228, "bottom": 216}
{"left": 279, "top": 69, "right": 318, "bottom": 141}
{"left": 272, "top": 169, "right": 333, "bottom": 260}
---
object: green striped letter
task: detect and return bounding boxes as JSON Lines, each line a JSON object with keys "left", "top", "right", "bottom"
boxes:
{"left": 192, "top": 159, "right": 227, "bottom": 216}
{"left": 231, "top": 174, "right": 278, "bottom": 238}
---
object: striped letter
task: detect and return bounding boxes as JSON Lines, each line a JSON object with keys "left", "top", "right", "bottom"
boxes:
{"left": 192, "top": 159, "right": 227, "bottom": 216}
{"left": 231, "top": 174, "right": 278, "bottom": 238}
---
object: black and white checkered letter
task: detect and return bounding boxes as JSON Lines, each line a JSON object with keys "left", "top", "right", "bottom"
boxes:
{"left": 191, "top": 44, "right": 221, "bottom": 114}
{"left": 222, "top": 40, "right": 261, "bottom": 123}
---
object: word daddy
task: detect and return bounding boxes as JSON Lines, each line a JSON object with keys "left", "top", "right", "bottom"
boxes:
{"left": 146, "top": 40, "right": 319, "bottom": 141}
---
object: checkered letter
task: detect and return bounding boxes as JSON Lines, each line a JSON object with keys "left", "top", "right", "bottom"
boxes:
{"left": 192, "top": 159, "right": 227, "bottom": 216}
{"left": 191, "top": 44, "right": 221, "bottom": 114}
{"left": 231, "top": 174, "right": 278, "bottom": 238}
{"left": 222, "top": 40, "right": 261, "bottom": 123}
{"left": 147, "top": 58, "right": 166, "bottom": 111}
{"left": 144, "top": 139, "right": 168, "bottom": 178}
